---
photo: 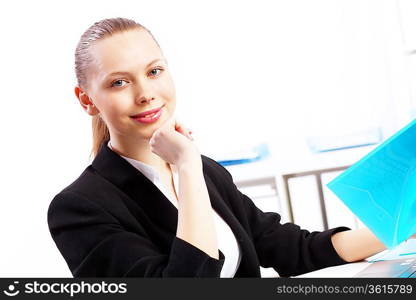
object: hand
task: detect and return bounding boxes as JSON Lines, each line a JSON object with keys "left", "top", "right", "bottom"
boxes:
{"left": 149, "top": 116, "right": 199, "bottom": 167}
{"left": 174, "top": 120, "right": 194, "bottom": 141}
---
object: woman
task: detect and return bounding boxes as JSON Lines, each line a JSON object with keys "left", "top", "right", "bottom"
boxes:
{"left": 47, "top": 17, "right": 389, "bottom": 278}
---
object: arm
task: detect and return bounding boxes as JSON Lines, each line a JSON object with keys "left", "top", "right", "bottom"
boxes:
{"left": 202, "top": 155, "right": 351, "bottom": 277}
{"left": 149, "top": 117, "right": 220, "bottom": 260}
{"left": 176, "top": 160, "right": 219, "bottom": 259}
{"left": 331, "top": 228, "right": 416, "bottom": 262}
{"left": 331, "top": 228, "right": 385, "bottom": 262}
{"left": 238, "top": 190, "right": 350, "bottom": 276}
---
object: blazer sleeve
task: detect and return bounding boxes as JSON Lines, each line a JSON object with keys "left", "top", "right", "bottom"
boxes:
{"left": 213, "top": 160, "right": 351, "bottom": 277}
{"left": 47, "top": 191, "right": 225, "bottom": 278}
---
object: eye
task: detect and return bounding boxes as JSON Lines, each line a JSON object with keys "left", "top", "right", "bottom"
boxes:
{"left": 148, "top": 67, "right": 164, "bottom": 77}
{"left": 111, "top": 79, "right": 128, "bottom": 87}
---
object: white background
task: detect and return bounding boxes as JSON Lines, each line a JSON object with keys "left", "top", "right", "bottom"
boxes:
{"left": 0, "top": 0, "right": 415, "bottom": 276}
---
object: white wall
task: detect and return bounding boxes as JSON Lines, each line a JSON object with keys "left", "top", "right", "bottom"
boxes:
{"left": 0, "top": 0, "right": 413, "bottom": 276}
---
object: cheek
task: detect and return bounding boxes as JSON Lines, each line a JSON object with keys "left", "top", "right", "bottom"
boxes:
{"left": 158, "top": 75, "right": 176, "bottom": 97}
{"left": 168, "top": 79, "right": 176, "bottom": 97}
{"left": 164, "top": 93, "right": 176, "bottom": 115}
{"left": 105, "top": 93, "right": 131, "bottom": 115}
{"left": 98, "top": 103, "right": 130, "bottom": 131}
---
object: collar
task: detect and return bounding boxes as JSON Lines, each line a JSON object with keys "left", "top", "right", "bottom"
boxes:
{"left": 107, "top": 140, "right": 160, "bottom": 183}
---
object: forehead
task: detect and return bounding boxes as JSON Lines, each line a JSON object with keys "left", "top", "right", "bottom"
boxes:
{"left": 90, "top": 29, "right": 162, "bottom": 76}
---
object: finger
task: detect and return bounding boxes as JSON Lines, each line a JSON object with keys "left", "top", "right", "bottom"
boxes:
{"left": 174, "top": 119, "right": 189, "bottom": 134}
{"left": 187, "top": 130, "right": 194, "bottom": 141}
{"left": 175, "top": 121, "right": 193, "bottom": 140}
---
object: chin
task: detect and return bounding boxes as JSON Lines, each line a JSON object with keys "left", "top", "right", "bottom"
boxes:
{"left": 143, "top": 126, "right": 161, "bottom": 140}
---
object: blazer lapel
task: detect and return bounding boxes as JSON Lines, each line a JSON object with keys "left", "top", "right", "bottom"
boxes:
{"left": 91, "top": 140, "right": 178, "bottom": 234}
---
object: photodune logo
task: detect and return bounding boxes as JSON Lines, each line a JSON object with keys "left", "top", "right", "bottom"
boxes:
{"left": 3, "top": 281, "right": 20, "bottom": 297}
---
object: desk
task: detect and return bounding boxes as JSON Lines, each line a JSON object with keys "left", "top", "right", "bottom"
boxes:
{"left": 296, "top": 261, "right": 371, "bottom": 278}
{"left": 297, "top": 240, "right": 416, "bottom": 277}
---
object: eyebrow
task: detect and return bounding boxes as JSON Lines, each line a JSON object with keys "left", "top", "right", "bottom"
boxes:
{"left": 105, "top": 58, "right": 166, "bottom": 79}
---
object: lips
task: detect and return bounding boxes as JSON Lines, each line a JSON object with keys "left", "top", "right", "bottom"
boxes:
{"left": 131, "top": 105, "right": 164, "bottom": 118}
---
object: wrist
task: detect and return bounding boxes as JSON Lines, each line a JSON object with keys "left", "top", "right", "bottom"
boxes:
{"left": 177, "top": 156, "right": 202, "bottom": 172}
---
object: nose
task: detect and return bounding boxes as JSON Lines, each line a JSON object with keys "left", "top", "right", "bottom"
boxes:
{"left": 137, "top": 96, "right": 155, "bottom": 104}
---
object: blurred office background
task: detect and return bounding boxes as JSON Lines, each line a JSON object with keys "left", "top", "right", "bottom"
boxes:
{"left": 0, "top": 0, "right": 416, "bottom": 277}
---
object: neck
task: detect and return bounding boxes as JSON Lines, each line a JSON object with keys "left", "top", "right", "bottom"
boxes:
{"left": 109, "top": 135, "right": 171, "bottom": 173}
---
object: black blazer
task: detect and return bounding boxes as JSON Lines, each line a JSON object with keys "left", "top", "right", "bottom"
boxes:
{"left": 47, "top": 140, "right": 350, "bottom": 277}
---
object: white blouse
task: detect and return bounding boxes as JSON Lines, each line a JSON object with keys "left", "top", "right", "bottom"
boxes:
{"left": 107, "top": 141, "right": 241, "bottom": 277}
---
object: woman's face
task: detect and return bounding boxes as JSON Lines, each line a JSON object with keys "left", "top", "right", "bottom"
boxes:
{"left": 83, "top": 29, "right": 176, "bottom": 141}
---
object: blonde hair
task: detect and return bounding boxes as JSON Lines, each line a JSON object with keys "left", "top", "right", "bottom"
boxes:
{"left": 74, "top": 17, "right": 160, "bottom": 159}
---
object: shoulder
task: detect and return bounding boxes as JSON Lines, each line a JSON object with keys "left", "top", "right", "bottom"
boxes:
{"left": 55, "top": 166, "right": 102, "bottom": 197}
{"left": 47, "top": 166, "right": 115, "bottom": 221}
{"left": 200, "top": 154, "right": 240, "bottom": 201}
{"left": 201, "top": 154, "right": 234, "bottom": 182}
{"left": 47, "top": 188, "right": 117, "bottom": 237}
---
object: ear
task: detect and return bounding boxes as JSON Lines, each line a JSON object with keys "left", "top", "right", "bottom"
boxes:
{"left": 74, "top": 86, "right": 100, "bottom": 116}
